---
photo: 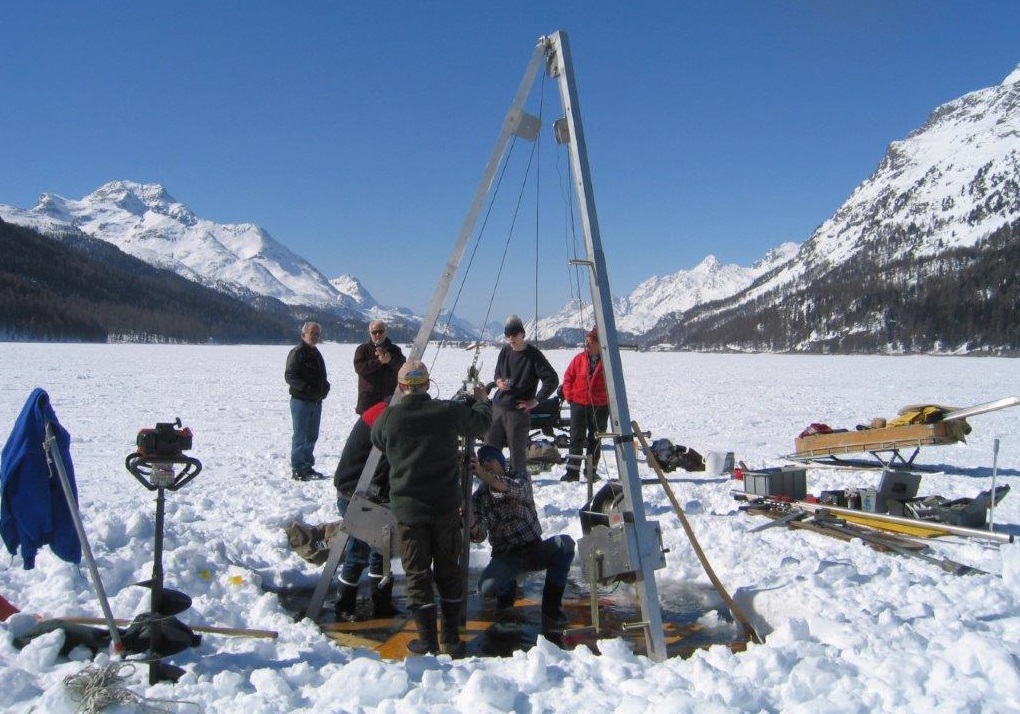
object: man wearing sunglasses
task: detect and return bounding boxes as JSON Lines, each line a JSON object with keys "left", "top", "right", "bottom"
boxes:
{"left": 353, "top": 320, "right": 406, "bottom": 415}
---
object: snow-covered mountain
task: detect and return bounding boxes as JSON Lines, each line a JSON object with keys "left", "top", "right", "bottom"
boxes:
{"left": 649, "top": 63, "right": 1020, "bottom": 353}
{"left": 12, "top": 181, "right": 356, "bottom": 313}
{"left": 3, "top": 180, "right": 782, "bottom": 343}
{"left": 756, "top": 63, "right": 1020, "bottom": 303}
{"left": 534, "top": 244, "right": 799, "bottom": 341}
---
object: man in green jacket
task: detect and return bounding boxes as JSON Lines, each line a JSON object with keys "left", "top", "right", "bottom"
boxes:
{"left": 370, "top": 360, "right": 491, "bottom": 656}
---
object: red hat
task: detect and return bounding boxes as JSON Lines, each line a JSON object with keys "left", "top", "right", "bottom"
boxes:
{"left": 586, "top": 326, "right": 598, "bottom": 340}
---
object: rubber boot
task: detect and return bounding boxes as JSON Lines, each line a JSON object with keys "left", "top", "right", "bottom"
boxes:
{"left": 438, "top": 600, "right": 465, "bottom": 658}
{"left": 495, "top": 579, "right": 518, "bottom": 610}
{"left": 333, "top": 583, "right": 359, "bottom": 623}
{"left": 406, "top": 605, "right": 439, "bottom": 655}
{"left": 540, "top": 582, "right": 568, "bottom": 633}
{"left": 370, "top": 578, "right": 400, "bottom": 618}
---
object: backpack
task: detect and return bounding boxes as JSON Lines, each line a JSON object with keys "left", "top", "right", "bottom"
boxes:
{"left": 286, "top": 521, "right": 341, "bottom": 565}
{"left": 676, "top": 445, "right": 705, "bottom": 472}
{"left": 526, "top": 439, "right": 562, "bottom": 469}
{"left": 649, "top": 438, "right": 682, "bottom": 472}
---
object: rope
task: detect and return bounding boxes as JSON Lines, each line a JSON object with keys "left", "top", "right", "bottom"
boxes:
{"left": 63, "top": 662, "right": 202, "bottom": 714}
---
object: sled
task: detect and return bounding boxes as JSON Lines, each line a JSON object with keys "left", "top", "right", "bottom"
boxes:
{"left": 787, "top": 396, "right": 1019, "bottom": 469}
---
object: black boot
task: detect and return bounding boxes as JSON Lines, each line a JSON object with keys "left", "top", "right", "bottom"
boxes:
{"left": 333, "top": 583, "right": 359, "bottom": 623}
{"left": 495, "top": 579, "right": 518, "bottom": 610}
{"left": 541, "top": 582, "right": 568, "bottom": 633}
{"left": 438, "top": 600, "right": 465, "bottom": 658}
{"left": 370, "top": 578, "right": 400, "bottom": 619}
{"left": 406, "top": 605, "right": 439, "bottom": 655}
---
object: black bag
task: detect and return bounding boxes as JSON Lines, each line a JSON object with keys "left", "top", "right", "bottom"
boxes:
{"left": 676, "top": 445, "right": 705, "bottom": 472}
{"left": 649, "top": 438, "right": 681, "bottom": 472}
{"left": 120, "top": 613, "right": 201, "bottom": 657}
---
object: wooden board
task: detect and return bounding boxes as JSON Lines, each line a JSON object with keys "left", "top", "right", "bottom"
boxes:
{"left": 793, "top": 420, "right": 964, "bottom": 458}
{"left": 836, "top": 512, "right": 952, "bottom": 538}
{"left": 275, "top": 575, "right": 748, "bottom": 661}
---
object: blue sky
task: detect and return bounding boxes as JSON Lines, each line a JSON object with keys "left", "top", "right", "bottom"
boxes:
{"left": 3, "top": 2, "right": 1019, "bottom": 325}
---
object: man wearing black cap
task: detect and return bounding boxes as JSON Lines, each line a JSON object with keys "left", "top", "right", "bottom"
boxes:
{"left": 486, "top": 315, "right": 559, "bottom": 476}
{"left": 370, "top": 360, "right": 491, "bottom": 656}
{"left": 471, "top": 444, "right": 575, "bottom": 633}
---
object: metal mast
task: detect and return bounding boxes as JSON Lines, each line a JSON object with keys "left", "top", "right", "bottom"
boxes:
{"left": 544, "top": 31, "right": 667, "bottom": 662}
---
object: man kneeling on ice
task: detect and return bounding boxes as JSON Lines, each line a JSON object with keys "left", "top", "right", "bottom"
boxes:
{"left": 471, "top": 444, "right": 575, "bottom": 634}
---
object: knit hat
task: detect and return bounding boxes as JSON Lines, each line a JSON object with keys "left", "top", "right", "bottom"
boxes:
{"left": 477, "top": 444, "right": 507, "bottom": 473}
{"left": 397, "top": 359, "right": 430, "bottom": 386}
{"left": 503, "top": 314, "right": 525, "bottom": 337}
{"left": 586, "top": 325, "right": 598, "bottom": 340}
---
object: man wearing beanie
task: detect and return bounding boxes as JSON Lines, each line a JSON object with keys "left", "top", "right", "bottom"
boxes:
{"left": 470, "top": 444, "right": 575, "bottom": 634}
{"left": 486, "top": 315, "right": 559, "bottom": 475}
{"left": 370, "top": 359, "right": 491, "bottom": 656}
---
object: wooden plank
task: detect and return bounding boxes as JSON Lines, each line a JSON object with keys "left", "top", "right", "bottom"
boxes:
{"left": 794, "top": 421, "right": 961, "bottom": 458}
{"left": 836, "top": 512, "right": 951, "bottom": 538}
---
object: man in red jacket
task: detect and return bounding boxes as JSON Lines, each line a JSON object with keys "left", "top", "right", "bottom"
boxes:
{"left": 560, "top": 327, "right": 609, "bottom": 482}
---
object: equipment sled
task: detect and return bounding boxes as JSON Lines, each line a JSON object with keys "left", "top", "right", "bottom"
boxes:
{"left": 787, "top": 396, "right": 1019, "bottom": 469}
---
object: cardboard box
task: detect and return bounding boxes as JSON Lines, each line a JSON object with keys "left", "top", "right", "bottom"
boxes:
{"left": 743, "top": 466, "right": 807, "bottom": 499}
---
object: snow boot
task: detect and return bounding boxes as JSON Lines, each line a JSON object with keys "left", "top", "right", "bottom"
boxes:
{"left": 370, "top": 577, "right": 400, "bottom": 618}
{"left": 540, "top": 582, "right": 569, "bottom": 633}
{"left": 495, "top": 579, "right": 518, "bottom": 610}
{"left": 406, "top": 604, "right": 439, "bottom": 655}
{"left": 438, "top": 600, "right": 465, "bottom": 658}
{"left": 333, "top": 583, "right": 359, "bottom": 623}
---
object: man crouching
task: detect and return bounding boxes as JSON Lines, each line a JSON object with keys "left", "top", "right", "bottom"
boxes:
{"left": 370, "top": 360, "right": 491, "bottom": 656}
{"left": 471, "top": 444, "right": 575, "bottom": 635}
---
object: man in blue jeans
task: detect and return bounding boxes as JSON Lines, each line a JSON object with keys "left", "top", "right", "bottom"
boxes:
{"left": 470, "top": 444, "right": 575, "bottom": 633}
{"left": 285, "top": 322, "right": 330, "bottom": 480}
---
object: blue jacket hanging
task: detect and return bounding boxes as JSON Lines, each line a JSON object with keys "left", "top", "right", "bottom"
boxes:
{"left": 1, "top": 388, "right": 82, "bottom": 569}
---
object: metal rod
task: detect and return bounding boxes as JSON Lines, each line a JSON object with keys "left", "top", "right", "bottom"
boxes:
{"left": 786, "top": 498, "right": 1012, "bottom": 543}
{"left": 989, "top": 438, "right": 1000, "bottom": 531}
{"left": 150, "top": 486, "right": 167, "bottom": 684}
{"left": 44, "top": 422, "right": 124, "bottom": 655}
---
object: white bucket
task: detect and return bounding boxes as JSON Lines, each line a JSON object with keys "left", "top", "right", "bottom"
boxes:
{"left": 705, "top": 451, "right": 734, "bottom": 476}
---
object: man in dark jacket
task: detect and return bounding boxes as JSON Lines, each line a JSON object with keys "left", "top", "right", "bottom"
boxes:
{"left": 332, "top": 399, "right": 397, "bottom": 621}
{"left": 486, "top": 315, "right": 559, "bottom": 475}
{"left": 353, "top": 320, "right": 406, "bottom": 414}
{"left": 370, "top": 360, "right": 491, "bottom": 656}
{"left": 284, "top": 322, "right": 330, "bottom": 481}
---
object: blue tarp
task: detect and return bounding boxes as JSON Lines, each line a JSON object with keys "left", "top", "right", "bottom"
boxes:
{"left": 1, "top": 388, "right": 81, "bottom": 569}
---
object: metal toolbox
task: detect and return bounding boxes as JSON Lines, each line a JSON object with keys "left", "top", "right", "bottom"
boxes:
{"left": 743, "top": 466, "right": 807, "bottom": 500}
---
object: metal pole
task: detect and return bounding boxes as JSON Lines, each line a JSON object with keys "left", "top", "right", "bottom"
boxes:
{"left": 989, "top": 438, "right": 1000, "bottom": 531}
{"left": 44, "top": 422, "right": 124, "bottom": 655}
{"left": 546, "top": 30, "right": 667, "bottom": 662}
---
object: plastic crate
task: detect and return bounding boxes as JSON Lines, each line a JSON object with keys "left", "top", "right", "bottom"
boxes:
{"left": 743, "top": 467, "right": 807, "bottom": 500}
